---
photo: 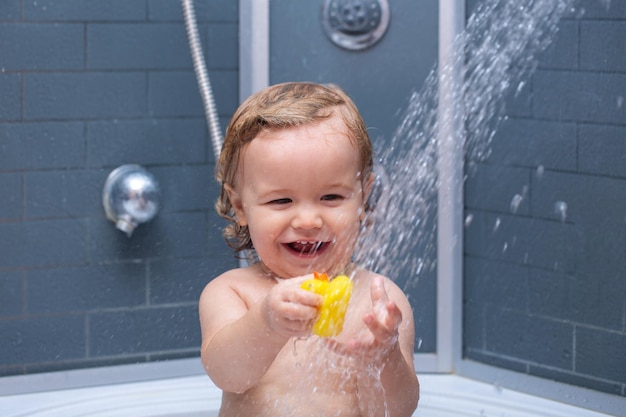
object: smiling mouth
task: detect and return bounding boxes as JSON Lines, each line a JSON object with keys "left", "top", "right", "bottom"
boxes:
{"left": 286, "top": 241, "right": 328, "bottom": 256}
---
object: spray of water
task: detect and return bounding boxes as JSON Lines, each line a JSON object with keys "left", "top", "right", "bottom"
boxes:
{"left": 355, "top": 0, "right": 576, "bottom": 289}
{"left": 274, "top": 1, "right": 582, "bottom": 415}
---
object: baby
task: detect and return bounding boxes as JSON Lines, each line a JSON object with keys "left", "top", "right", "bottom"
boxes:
{"left": 199, "top": 82, "right": 419, "bottom": 416}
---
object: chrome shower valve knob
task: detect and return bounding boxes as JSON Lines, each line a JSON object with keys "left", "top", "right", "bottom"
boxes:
{"left": 102, "top": 164, "right": 161, "bottom": 237}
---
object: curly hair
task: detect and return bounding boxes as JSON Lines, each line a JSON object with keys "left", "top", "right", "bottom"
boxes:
{"left": 215, "top": 82, "right": 373, "bottom": 253}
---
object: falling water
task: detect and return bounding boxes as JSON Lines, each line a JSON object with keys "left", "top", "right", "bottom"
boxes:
{"left": 280, "top": 1, "right": 582, "bottom": 415}
{"left": 355, "top": 0, "right": 576, "bottom": 287}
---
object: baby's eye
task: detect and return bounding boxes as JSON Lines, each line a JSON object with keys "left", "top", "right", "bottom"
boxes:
{"left": 268, "top": 198, "right": 292, "bottom": 205}
{"left": 321, "top": 194, "right": 344, "bottom": 202}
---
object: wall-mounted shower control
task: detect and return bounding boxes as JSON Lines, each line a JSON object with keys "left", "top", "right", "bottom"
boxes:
{"left": 321, "top": 0, "right": 390, "bottom": 50}
{"left": 102, "top": 164, "right": 161, "bottom": 237}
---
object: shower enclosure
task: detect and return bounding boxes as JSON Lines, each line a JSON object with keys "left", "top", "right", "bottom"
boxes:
{"left": 0, "top": 1, "right": 623, "bottom": 415}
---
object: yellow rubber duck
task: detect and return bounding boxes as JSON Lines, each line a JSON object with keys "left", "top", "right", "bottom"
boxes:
{"left": 301, "top": 272, "right": 353, "bottom": 337}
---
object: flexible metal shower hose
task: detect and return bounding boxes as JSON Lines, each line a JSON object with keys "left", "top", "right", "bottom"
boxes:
{"left": 181, "top": 0, "right": 224, "bottom": 160}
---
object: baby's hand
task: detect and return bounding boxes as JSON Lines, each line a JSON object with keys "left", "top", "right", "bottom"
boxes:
{"left": 327, "top": 276, "right": 402, "bottom": 363}
{"left": 364, "top": 275, "right": 402, "bottom": 346}
{"left": 263, "top": 275, "right": 322, "bottom": 339}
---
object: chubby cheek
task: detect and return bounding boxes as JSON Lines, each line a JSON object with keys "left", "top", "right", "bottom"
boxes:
{"left": 247, "top": 221, "right": 270, "bottom": 242}
{"left": 335, "top": 206, "right": 364, "bottom": 232}
{"left": 246, "top": 211, "right": 280, "bottom": 245}
{"left": 332, "top": 215, "right": 362, "bottom": 250}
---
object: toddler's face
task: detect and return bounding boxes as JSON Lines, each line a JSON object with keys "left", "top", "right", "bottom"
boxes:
{"left": 228, "top": 113, "right": 367, "bottom": 278}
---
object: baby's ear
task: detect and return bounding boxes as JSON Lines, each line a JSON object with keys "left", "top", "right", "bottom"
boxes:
{"left": 224, "top": 184, "right": 248, "bottom": 227}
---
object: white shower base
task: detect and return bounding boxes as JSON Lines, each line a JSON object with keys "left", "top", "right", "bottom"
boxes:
{"left": 0, "top": 372, "right": 614, "bottom": 417}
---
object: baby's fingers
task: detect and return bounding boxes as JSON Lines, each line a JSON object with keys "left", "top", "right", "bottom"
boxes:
{"left": 383, "top": 299, "right": 403, "bottom": 328}
{"left": 364, "top": 301, "right": 402, "bottom": 342}
{"left": 370, "top": 276, "right": 390, "bottom": 306}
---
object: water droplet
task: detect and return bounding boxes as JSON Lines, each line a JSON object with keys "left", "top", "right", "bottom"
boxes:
{"left": 510, "top": 194, "right": 524, "bottom": 213}
{"left": 464, "top": 214, "right": 474, "bottom": 227}
{"left": 536, "top": 165, "right": 545, "bottom": 179}
{"left": 554, "top": 201, "right": 567, "bottom": 222}
{"left": 415, "top": 258, "right": 424, "bottom": 275}
{"left": 292, "top": 337, "right": 306, "bottom": 357}
{"left": 493, "top": 217, "right": 501, "bottom": 232}
{"left": 617, "top": 96, "right": 624, "bottom": 108}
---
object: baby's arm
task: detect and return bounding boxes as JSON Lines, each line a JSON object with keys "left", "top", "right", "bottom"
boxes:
{"left": 198, "top": 270, "right": 321, "bottom": 393}
{"left": 371, "top": 277, "right": 419, "bottom": 417}
{"left": 331, "top": 276, "right": 419, "bottom": 416}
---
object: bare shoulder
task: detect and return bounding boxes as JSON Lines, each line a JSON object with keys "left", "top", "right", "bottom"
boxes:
{"left": 198, "top": 264, "right": 273, "bottom": 334}
{"left": 200, "top": 264, "right": 270, "bottom": 309}
{"left": 200, "top": 267, "right": 250, "bottom": 296}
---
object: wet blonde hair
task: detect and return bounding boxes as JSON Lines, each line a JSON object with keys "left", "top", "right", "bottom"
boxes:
{"left": 216, "top": 82, "right": 373, "bottom": 253}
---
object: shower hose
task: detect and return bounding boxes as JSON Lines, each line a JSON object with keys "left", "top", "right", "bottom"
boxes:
{"left": 181, "top": 0, "right": 255, "bottom": 266}
{"left": 181, "top": 0, "right": 223, "bottom": 160}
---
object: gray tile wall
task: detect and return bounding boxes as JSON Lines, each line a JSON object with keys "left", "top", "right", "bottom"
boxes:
{"left": 0, "top": 0, "right": 238, "bottom": 376}
{"left": 463, "top": 0, "right": 626, "bottom": 397}
{"left": 1, "top": 0, "right": 623, "bottom": 400}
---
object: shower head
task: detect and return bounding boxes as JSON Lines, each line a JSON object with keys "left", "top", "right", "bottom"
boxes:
{"left": 102, "top": 164, "right": 161, "bottom": 237}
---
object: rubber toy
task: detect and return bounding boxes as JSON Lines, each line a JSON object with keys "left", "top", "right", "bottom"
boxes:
{"left": 301, "top": 272, "right": 353, "bottom": 337}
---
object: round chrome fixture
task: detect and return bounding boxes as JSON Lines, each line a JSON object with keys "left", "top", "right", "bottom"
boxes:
{"left": 321, "top": 0, "right": 390, "bottom": 51}
{"left": 102, "top": 164, "right": 161, "bottom": 237}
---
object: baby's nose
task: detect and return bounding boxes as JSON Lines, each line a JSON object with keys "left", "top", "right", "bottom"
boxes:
{"left": 292, "top": 206, "right": 323, "bottom": 229}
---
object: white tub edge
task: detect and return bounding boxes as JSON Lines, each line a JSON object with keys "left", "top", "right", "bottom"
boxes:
{"left": 0, "top": 370, "right": 617, "bottom": 417}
